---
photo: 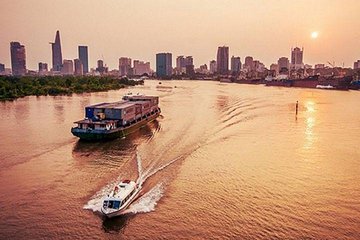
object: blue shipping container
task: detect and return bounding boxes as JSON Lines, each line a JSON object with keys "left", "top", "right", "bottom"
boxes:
{"left": 85, "top": 107, "right": 95, "bottom": 118}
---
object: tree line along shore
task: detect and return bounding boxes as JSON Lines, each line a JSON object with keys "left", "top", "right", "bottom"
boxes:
{"left": 0, "top": 76, "right": 143, "bottom": 101}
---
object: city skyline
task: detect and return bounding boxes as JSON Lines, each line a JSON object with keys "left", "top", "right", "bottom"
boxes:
{"left": 1, "top": 0, "right": 360, "bottom": 70}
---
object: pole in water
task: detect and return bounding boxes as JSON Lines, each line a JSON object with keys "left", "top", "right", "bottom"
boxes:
{"left": 296, "top": 101, "right": 299, "bottom": 115}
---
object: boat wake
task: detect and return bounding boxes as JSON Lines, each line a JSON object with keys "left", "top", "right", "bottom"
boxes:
{"left": 83, "top": 151, "right": 182, "bottom": 215}
{"left": 122, "top": 182, "right": 164, "bottom": 214}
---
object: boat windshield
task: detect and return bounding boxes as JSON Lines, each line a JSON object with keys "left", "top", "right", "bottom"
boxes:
{"left": 103, "top": 200, "right": 121, "bottom": 209}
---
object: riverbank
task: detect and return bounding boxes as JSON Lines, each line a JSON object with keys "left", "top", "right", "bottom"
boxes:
{"left": 0, "top": 76, "right": 143, "bottom": 101}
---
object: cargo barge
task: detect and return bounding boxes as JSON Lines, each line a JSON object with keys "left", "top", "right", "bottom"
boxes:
{"left": 265, "top": 75, "right": 352, "bottom": 90}
{"left": 71, "top": 95, "right": 161, "bottom": 141}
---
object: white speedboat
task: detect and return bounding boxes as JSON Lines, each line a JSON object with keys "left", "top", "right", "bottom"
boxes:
{"left": 101, "top": 180, "right": 141, "bottom": 218}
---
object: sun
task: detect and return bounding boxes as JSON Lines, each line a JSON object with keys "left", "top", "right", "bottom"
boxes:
{"left": 311, "top": 31, "right": 319, "bottom": 39}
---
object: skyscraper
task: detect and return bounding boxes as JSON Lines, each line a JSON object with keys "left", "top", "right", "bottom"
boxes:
{"left": 96, "top": 60, "right": 108, "bottom": 74}
{"left": 176, "top": 56, "right": 185, "bottom": 73}
{"left": 78, "top": 46, "right": 89, "bottom": 74}
{"left": 231, "top": 56, "right": 241, "bottom": 74}
{"left": 291, "top": 47, "right": 304, "bottom": 70}
{"left": 278, "top": 57, "right": 290, "bottom": 73}
{"left": 244, "top": 56, "right": 254, "bottom": 71}
{"left": 156, "top": 53, "right": 172, "bottom": 77}
{"left": 61, "top": 60, "right": 73, "bottom": 75}
{"left": 176, "top": 56, "right": 193, "bottom": 74}
{"left": 216, "top": 46, "right": 229, "bottom": 75}
{"left": 74, "top": 59, "right": 83, "bottom": 76}
{"left": 51, "top": 30, "right": 63, "bottom": 72}
{"left": 38, "top": 62, "right": 48, "bottom": 72}
{"left": 119, "top": 57, "right": 132, "bottom": 76}
{"left": 209, "top": 60, "right": 217, "bottom": 74}
{"left": 133, "top": 60, "right": 151, "bottom": 76}
{"left": 10, "top": 42, "right": 26, "bottom": 76}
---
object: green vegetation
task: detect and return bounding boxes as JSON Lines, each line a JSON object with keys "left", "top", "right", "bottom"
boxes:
{"left": 0, "top": 76, "right": 143, "bottom": 100}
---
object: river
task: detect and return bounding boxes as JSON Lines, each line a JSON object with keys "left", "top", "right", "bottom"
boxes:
{"left": 0, "top": 80, "right": 359, "bottom": 239}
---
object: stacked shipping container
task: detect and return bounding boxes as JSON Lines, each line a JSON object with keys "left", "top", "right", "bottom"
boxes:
{"left": 84, "top": 96, "right": 160, "bottom": 126}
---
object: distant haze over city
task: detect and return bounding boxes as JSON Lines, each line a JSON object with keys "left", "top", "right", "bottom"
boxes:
{"left": 1, "top": 0, "right": 360, "bottom": 70}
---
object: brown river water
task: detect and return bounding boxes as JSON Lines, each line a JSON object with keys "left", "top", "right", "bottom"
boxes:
{"left": 0, "top": 80, "right": 359, "bottom": 239}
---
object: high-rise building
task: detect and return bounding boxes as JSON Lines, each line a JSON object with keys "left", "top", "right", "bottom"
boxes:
{"left": 61, "top": 60, "right": 73, "bottom": 75}
{"left": 133, "top": 60, "right": 151, "bottom": 76}
{"left": 97, "top": 60, "right": 104, "bottom": 69}
{"left": 156, "top": 53, "right": 172, "bottom": 77}
{"left": 244, "top": 56, "right": 254, "bottom": 71}
{"left": 38, "top": 62, "right": 48, "bottom": 72}
{"left": 176, "top": 56, "right": 186, "bottom": 73}
{"left": 278, "top": 57, "right": 290, "bottom": 73}
{"left": 231, "top": 56, "right": 241, "bottom": 74}
{"left": 185, "top": 56, "right": 193, "bottom": 66}
{"left": 354, "top": 60, "right": 360, "bottom": 69}
{"left": 78, "top": 46, "right": 88, "bottom": 74}
{"left": 254, "top": 60, "right": 265, "bottom": 72}
{"left": 74, "top": 59, "right": 83, "bottom": 76}
{"left": 10, "top": 42, "right": 26, "bottom": 76}
{"left": 51, "top": 30, "right": 63, "bottom": 72}
{"left": 291, "top": 47, "right": 304, "bottom": 69}
{"left": 119, "top": 57, "right": 132, "bottom": 76}
{"left": 216, "top": 46, "right": 229, "bottom": 75}
{"left": 197, "top": 64, "right": 208, "bottom": 74}
{"left": 270, "top": 64, "right": 279, "bottom": 75}
{"left": 176, "top": 56, "right": 193, "bottom": 74}
{"left": 209, "top": 60, "right": 217, "bottom": 74}
{"left": 96, "top": 60, "right": 108, "bottom": 74}
{"left": 0, "top": 63, "right": 5, "bottom": 72}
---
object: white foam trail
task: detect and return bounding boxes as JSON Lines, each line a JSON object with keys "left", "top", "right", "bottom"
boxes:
{"left": 84, "top": 152, "right": 182, "bottom": 214}
{"left": 136, "top": 150, "right": 144, "bottom": 187}
{"left": 143, "top": 155, "right": 182, "bottom": 182}
{"left": 122, "top": 182, "right": 164, "bottom": 214}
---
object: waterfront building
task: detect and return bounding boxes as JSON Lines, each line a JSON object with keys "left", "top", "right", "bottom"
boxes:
{"left": 78, "top": 46, "right": 89, "bottom": 73}
{"left": 185, "top": 56, "right": 194, "bottom": 67}
{"left": 10, "top": 42, "right": 26, "bottom": 76}
{"left": 176, "top": 56, "right": 186, "bottom": 74}
{"left": 74, "top": 59, "right": 84, "bottom": 76}
{"left": 133, "top": 60, "right": 150, "bottom": 76}
{"left": 156, "top": 53, "right": 172, "bottom": 77}
{"left": 0, "top": 63, "right": 5, "bottom": 72}
{"left": 254, "top": 60, "right": 265, "bottom": 72}
{"left": 354, "top": 60, "right": 360, "bottom": 69}
{"left": 291, "top": 47, "right": 304, "bottom": 70}
{"left": 176, "top": 56, "right": 193, "bottom": 74}
{"left": 270, "top": 64, "right": 279, "bottom": 75}
{"left": 209, "top": 60, "right": 217, "bottom": 74}
{"left": 61, "top": 60, "right": 73, "bottom": 75}
{"left": 51, "top": 30, "right": 63, "bottom": 72}
{"left": 186, "top": 64, "right": 195, "bottom": 76}
{"left": 231, "top": 56, "right": 241, "bottom": 74}
{"left": 119, "top": 57, "right": 132, "bottom": 76}
{"left": 197, "top": 64, "right": 208, "bottom": 74}
{"left": 216, "top": 46, "right": 229, "bottom": 75}
{"left": 278, "top": 57, "right": 290, "bottom": 73}
{"left": 244, "top": 56, "right": 254, "bottom": 71}
{"left": 38, "top": 62, "right": 48, "bottom": 72}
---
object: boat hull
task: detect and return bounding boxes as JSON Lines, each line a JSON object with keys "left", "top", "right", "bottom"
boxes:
{"left": 71, "top": 111, "right": 160, "bottom": 141}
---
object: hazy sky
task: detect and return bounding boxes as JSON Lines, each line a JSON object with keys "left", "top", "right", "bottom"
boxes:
{"left": 1, "top": 0, "right": 359, "bottom": 70}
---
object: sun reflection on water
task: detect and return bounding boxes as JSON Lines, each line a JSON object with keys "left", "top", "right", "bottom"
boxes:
{"left": 303, "top": 101, "right": 316, "bottom": 150}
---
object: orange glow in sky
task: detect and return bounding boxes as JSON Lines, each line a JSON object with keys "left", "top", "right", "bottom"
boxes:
{"left": 0, "top": 0, "right": 360, "bottom": 70}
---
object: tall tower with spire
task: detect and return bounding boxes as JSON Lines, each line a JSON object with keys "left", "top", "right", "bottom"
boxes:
{"left": 51, "top": 30, "right": 63, "bottom": 71}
